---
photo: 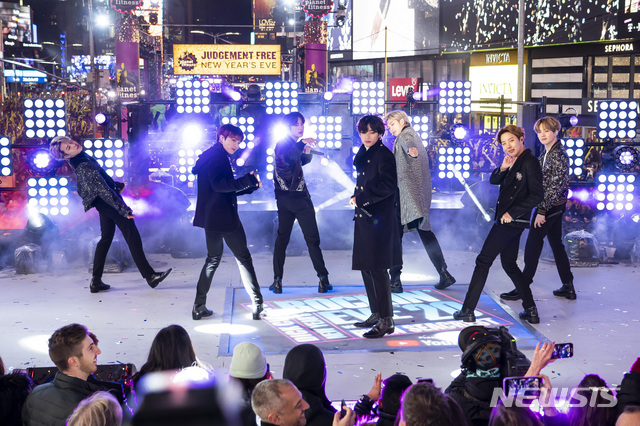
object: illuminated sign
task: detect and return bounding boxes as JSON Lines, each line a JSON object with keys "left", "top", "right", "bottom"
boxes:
{"left": 110, "top": 0, "right": 142, "bottom": 13}
{"left": 469, "top": 51, "right": 525, "bottom": 114}
{"left": 243, "top": 289, "right": 514, "bottom": 345}
{"left": 4, "top": 69, "right": 47, "bottom": 83}
{"left": 302, "top": 0, "right": 334, "bottom": 18}
{"left": 173, "top": 44, "right": 281, "bottom": 75}
{"left": 604, "top": 42, "right": 635, "bottom": 53}
{"left": 389, "top": 78, "right": 422, "bottom": 101}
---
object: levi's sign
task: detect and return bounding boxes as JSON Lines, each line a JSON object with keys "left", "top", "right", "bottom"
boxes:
{"left": 173, "top": 44, "right": 281, "bottom": 75}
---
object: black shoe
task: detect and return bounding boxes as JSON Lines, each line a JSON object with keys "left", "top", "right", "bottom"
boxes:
{"left": 553, "top": 283, "right": 577, "bottom": 300}
{"left": 270, "top": 277, "right": 282, "bottom": 294}
{"left": 354, "top": 313, "right": 380, "bottom": 328}
{"left": 434, "top": 269, "right": 456, "bottom": 290}
{"left": 252, "top": 303, "right": 264, "bottom": 320}
{"left": 318, "top": 275, "right": 332, "bottom": 293}
{"left": 390, "top": 275, "right": 403, "bottom": 293}
{"left": 147, "top": 268, "right": 172, "bottom": 289}
{"left": 90, "top": 278, "right": 110, "bottom": 293}
{"left": 363, "top": 317, "right": 395, "bottom": 338}
{"left": 519, "top": 306, "right": 540, "bottom": 324}
{"left": 500, "top": 289, "right": 521, "bottom": 301}
{"left": 192, "top": 304, "right": 213, "bottom": 320}
{"left": 453, "top": 309, "right": 476, "bottom": 322}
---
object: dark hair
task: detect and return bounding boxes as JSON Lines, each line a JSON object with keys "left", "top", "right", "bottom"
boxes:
{"left": 283, "top": 111, "right": 305, "bottom": 127}
{"left": 496, "top": 125, "right": 525, "bottom": 144}
{"left": 357, "top": 115, "right": 385, "bottom": 136}
{"left": 134, "top": 325, "right": 198, "bottom": 385}
{"left": 48, "top": 323, "right": 89, "bottom": 372}
{"left": 230, "top": 372, "right": 270, "bottom": 400}
{"left": 568, "top": 374, "right": 617, "bottom": 426}
{"left": 401, "top": 382, "right": 461, "bottom": 426}
{"left": 217, "top": 124, "right": 244, "bottom": 143}
{"left": 0, "top": 355, "right": 4, "bottom": 376}
{"left": 380, "top": 374, "right": 413, "bottom": 417}
{"left": 488, "top": 400, "right": 542, "bottom": 426}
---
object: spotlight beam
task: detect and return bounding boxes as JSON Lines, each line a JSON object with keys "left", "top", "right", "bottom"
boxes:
{"left": 452, "top": 168, "right": 491, "bottom": 222}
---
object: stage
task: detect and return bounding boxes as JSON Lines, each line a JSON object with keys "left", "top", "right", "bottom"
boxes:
{"left": 2, "top": 237, "right": 639, "bottom": 398}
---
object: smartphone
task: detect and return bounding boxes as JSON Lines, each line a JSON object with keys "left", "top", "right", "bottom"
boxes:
{"left": 503, "top": 376, "right": 542, "bottom": 400}
{"left": 340, "top": 399, "right": 347, "bottom": 419}
{"left": 417, "top": 378, "right": 434, "bottom": 384}
{"left": 551, "top": 343, "right": 573, "bottom": 359}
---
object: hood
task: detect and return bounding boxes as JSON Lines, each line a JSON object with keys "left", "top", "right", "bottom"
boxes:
{"left": 282, "top": 344, "right": 334, "bottom": 412}
{"left": 192, "top": 144, "right": 222, "bottom": 175}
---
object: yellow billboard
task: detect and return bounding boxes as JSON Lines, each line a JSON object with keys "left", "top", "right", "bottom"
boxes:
{"left": 173, "top": 44, "right": 281, "bottom": 75}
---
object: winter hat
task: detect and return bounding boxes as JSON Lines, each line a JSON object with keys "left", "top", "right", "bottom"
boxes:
{"left": 229, "top": 342, "right": 268, "bottom": 379}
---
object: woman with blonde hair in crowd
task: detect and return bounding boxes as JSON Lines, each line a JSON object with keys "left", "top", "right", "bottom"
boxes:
{"left": 66, "top": 391, "right": 122, "bottom": 426}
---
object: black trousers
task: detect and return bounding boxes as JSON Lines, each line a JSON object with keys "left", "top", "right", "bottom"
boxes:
{"left": 195, "top": 225, "right": 263, "bottom": 306}
{"left": 523, "top": 208, "right": 574, "bottom": 285}
{"left": 361, "top": 269, "right": 393, "bottom": 318}
{"left": 273, "top": 195, "right": 328, "bottom": 279}
{"left": 93, "top": 198, "right": 154, "bottom": 279}
{"left": 389, "top": 199, "right": 447, "bottom": 278}
{"left": 462, "top": 224, "right": 536, "bottom": 311}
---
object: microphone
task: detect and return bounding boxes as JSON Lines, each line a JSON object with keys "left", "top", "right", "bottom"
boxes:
{"left": 309, "top": 149, "right": 325, "bottom": 156}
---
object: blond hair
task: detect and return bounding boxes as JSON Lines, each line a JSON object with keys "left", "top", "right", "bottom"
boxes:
{"left": 67, "top": 391, "right": 122, "bottom": 426}
{"left": 534, "top": 116, "right": 561, "bottom": 133}
{"left": 385, "top": 110, "right": 411, "bottom": 127}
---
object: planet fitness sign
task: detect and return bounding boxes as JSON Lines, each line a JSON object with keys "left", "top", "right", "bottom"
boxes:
{"left": 110, "top": 0, "right": 142, "bottom": 14}
{"left": 302, "top": 0, "right": 334, "bottom": 18}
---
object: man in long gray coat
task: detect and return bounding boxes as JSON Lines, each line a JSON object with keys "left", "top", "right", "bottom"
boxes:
{"left": 385, "top": 110, "right": 456, "bottom": 292}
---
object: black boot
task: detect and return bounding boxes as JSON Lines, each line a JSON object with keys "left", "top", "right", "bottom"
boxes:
{"left": 318, "top": 275, "right": 332, "bottom": 293}
{"left": 354, "top": 313, "right": 380, "bottom": 328}
{"left": 252, "top": 303, "right": 264, "bottom": 320}
{"left": 553, "top": 282, "right": 577, "bottom": 300}
{"left": 270, "top": 277, "right": 282, "bottom": 294}
{"left": 519, "top": 306, "right": 540, "bottom": 324}
{"left": 147, "top": 268, "right": 172, "bottom": 289}
{"left": 453, "top": 309, "right": 476, "bottom": 322}
{"left": 434, "top": 269, "right": 456, "bottom": 290}
{"left": 500, "top": 289, "right": 521, "bottom": 301}
{"left": 90, "top": 277, "right": 110, "bottom": 293}
{"left": 192, "top": 304, "right": 213, "bottom": 320}
{"left": 390, "top": 275, "right": 403, "bottom": 293}
{"left": 363, "top": 317, "right": 395, "bottom": 338}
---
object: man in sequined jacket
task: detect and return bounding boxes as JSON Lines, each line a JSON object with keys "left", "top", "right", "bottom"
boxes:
{"left": 50, "top": 136, "right": 171, "bottom": 293}
{"left": 500, "top": 117, "right": 576, "bottom": 302}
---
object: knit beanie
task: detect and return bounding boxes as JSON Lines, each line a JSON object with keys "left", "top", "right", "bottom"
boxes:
{"left": 229, "top": 342, "right": 268, "bottom": 379}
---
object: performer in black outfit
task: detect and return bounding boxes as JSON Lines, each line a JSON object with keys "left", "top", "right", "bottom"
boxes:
{"left": 500, "top": 116, "right": 576, "bottom": 302}
{"left": 271, "top": 111, "right": 331, "bottom": 294}
{"left": 192, "top": 124, "right": 264, "bottom": 320}
{"left": 453, "top": 125, "right": 543, "bottom": 324}
{"left": 350, "top": 115, "right": 401, "bottom": 338}
{"left": 50, "top": 136, "right": 171, "bottom": 293}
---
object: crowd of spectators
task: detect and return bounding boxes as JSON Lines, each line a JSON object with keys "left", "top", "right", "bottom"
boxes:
{"left": 1, "top": 323, "right": 639, "bottom": 426}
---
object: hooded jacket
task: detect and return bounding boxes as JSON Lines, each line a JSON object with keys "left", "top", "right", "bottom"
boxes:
{"left": 283, "top": 344, "right": 336, "bottom": 426}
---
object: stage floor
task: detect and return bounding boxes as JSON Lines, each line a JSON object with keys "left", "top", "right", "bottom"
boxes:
{"left": 1, "top": 244, "right": 638, "bottom": 399}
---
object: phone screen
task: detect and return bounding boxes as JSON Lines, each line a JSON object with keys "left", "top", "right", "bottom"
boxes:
{"left": 551, "top": 343, "right": 573, "bottom": 359}
{"left": 503, "top": 376, "right": 542, "bottom": 400}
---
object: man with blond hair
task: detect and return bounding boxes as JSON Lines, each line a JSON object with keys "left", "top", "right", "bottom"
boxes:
{"left": 50, "top": 136, "right": 170, "bottom": 293}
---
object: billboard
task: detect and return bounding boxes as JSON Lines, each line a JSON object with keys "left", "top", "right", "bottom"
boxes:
{"left": 0, "top": 2, "right": 32, "bottom": 43}
{"left": 173, "top": 44, "right": 281, "bottom": 75}
{"left": 352, "top": 0, "right": 439, "bottom": 60}
{"left": 442, "top": 0, "right": 618, "bottom": 52}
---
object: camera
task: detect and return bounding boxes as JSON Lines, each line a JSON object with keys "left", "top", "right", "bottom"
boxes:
{"left": 459, "top": 326, "right": 531, "bottom": 378}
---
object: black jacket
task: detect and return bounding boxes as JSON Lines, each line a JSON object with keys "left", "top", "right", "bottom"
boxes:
{"left": 0, "top": 372, "right": 33, "bottom": 426}
{"left": 490, "top": 149, "right": 543, "bottom": 229}
{"left": 352, "top": 140, "right": 401, "bottom": 271}
{"left": 21, "top": 372, "right": 106, "bottom": 426}
{"left": 617, "top": 370, "right": 640, "bottom": 415}
{"left": 192, "top": 143, "right": 259, "bottom": 233}
{"left": 274, "top": 135, "right": 313, "bottom": 198}
{"left": 69, "top": 151, "right": 130, "bottom": 217}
